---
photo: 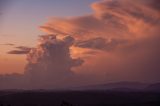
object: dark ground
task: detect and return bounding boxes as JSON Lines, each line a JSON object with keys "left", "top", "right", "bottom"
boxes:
{"left": 0, "top": 90, "right": 160, "bottom": 106}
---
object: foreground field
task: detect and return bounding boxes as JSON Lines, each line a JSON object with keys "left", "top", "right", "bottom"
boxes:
{"left": 0, "top": 90, "right": 160, "bottom": 106}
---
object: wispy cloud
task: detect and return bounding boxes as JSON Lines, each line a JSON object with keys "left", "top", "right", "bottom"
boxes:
{"left": 0, "top": 43, "right": 15, "bottom": 46}
{"left": 7, "top": 46, "right": 31, "bottom": 55}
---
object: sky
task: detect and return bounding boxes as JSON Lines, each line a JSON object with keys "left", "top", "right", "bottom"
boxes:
{"left": 0, "top": 0, "right": 160, "bottom": 89}
{"left": 0, "top": 0, "right": 97, "bottom": 74}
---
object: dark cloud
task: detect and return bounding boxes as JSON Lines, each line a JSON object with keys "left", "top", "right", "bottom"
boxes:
{"left": 24, "top": 35, "right": 84, "bottom": 88}
{"left": 7, "top": 50, "right": 29, "bottom": 54}
{"left": 7, "top": 46, "right": 31, "bottom": 55}
{"left": 75, "top": 37, "right": 127, "bottom": 51}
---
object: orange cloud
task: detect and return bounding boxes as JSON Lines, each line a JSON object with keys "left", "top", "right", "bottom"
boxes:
{"left": 40, "top": 0, "right": 160, "bottom": 82}
{"left": 41, "top": 0, "right": 159, "bottom": 40}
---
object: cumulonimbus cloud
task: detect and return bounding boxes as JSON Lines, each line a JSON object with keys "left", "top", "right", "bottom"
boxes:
{"left": 40, "top": 0, "right": 160, "bottom": 82}
{"left": 24, "top": 35, "right": 84, "bottom": 88}
{"left": 1, "top": 35, "right": 84, "bottom": 89}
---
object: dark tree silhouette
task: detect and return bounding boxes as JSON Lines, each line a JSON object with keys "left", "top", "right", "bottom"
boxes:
{"left": 60, "top": 101, "right": 73, "bottom": 106}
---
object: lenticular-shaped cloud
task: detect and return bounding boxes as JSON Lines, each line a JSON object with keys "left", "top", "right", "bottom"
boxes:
{"left": 0, "top": 43, "right": 15, "bottom": 46}
{"left": 7, "top": 46, "right": 32, "bottom": 55}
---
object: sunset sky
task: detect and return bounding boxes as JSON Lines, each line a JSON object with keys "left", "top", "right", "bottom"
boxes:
{"left": 0, "top": 0, "right": 97, "bottom": 74}
{"left": 0, "top": 0, "right": 160, "bottom": 89}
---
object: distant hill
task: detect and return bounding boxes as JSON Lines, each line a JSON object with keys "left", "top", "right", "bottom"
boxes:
{"left": 74, "top": 81, "right": 149, "bottom": 91}
{"left": 74, "top": 82, "right": 160, "bottom": 92}
{"left": 146, "top": 83, "right": 160, "bottom": 92}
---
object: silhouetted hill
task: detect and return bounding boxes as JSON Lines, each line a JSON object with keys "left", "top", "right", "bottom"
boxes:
{"left": 0, "top": 82, "right": 160, "bottom": 106}
{"left": 74, "top": 81, "right": 148, "bottom": 91}
{"left": 146, "top": 83, "right": 160, "bottom": 92}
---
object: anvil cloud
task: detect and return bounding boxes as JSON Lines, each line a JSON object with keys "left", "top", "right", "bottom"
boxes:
{"left": 41, "top": 0, "right": 160, "bottom": 82}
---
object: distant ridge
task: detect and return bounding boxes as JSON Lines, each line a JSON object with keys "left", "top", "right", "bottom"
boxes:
{"left": 146, "top": 83, "right": 160, "bottom": 92}
{"left": 0, "top": 82, "right": 160, "bottom": 92}
{"left": 74, "top": 81, "right": 160, "bottom": 92}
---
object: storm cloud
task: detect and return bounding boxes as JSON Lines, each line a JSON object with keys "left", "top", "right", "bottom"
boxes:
{"left": 24, "top": 35, "right": 84, "bottom": 88}
{"left": 41, "top": 0, "right": 160, "bottom": 82}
